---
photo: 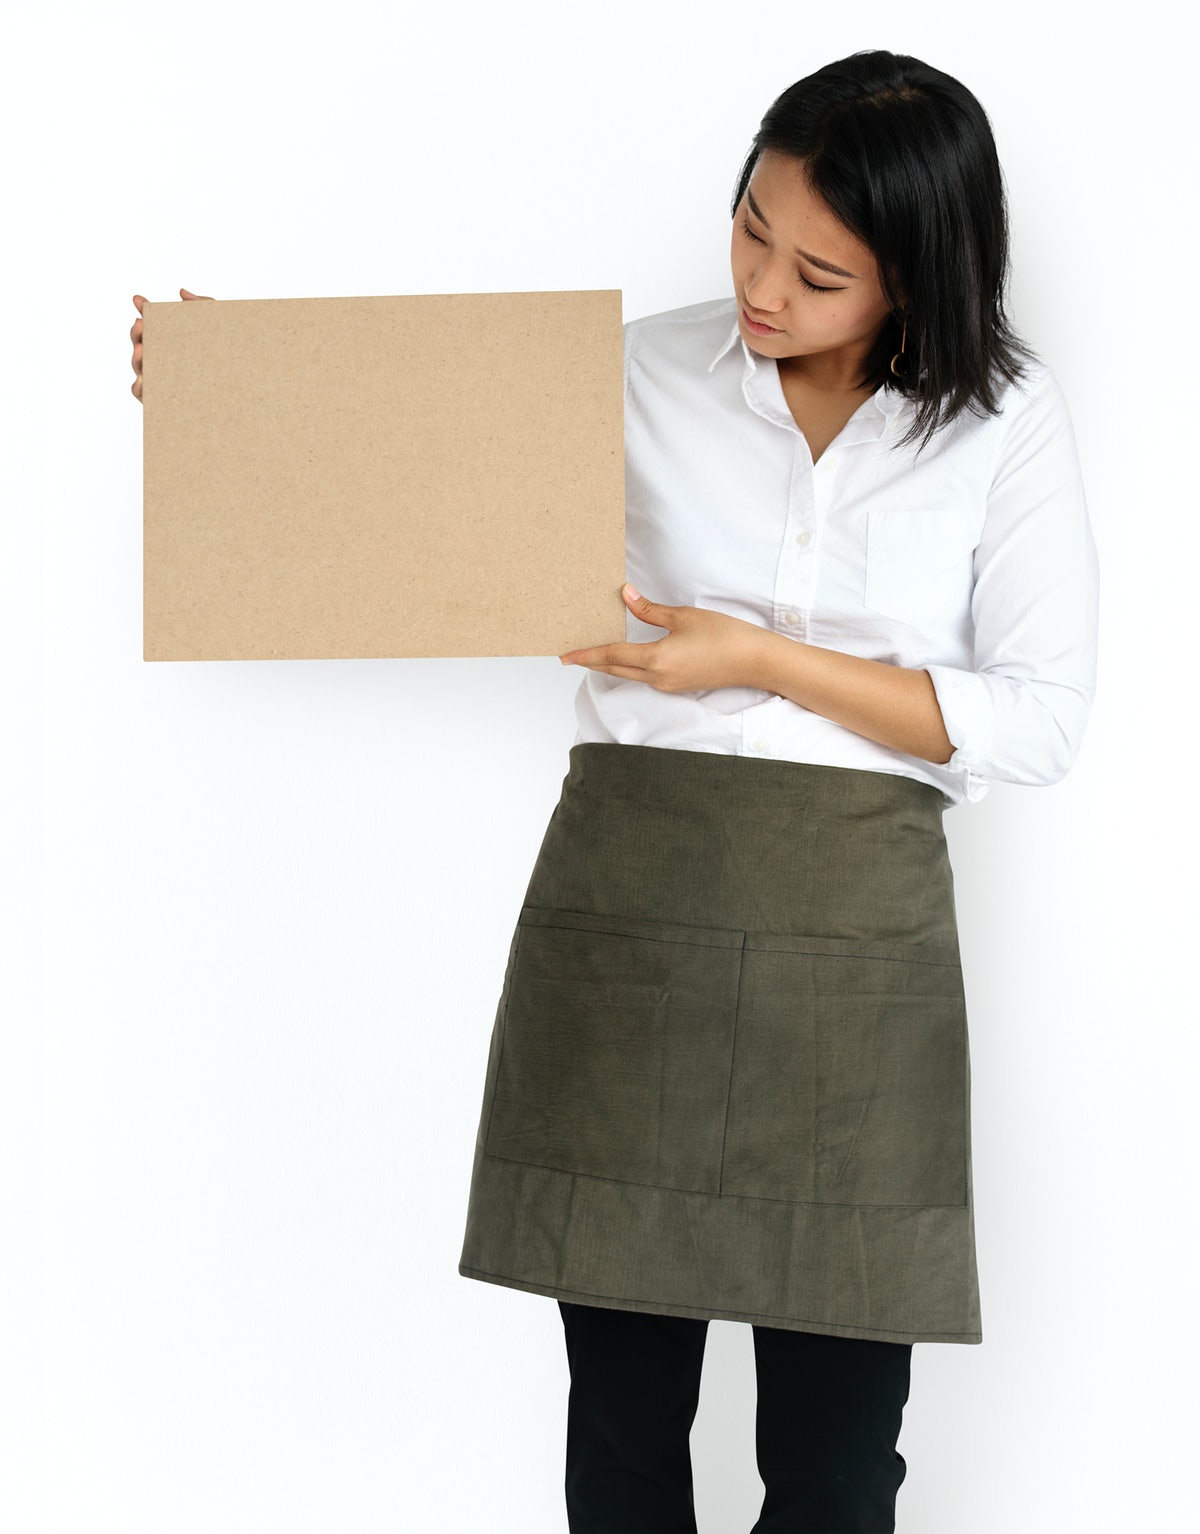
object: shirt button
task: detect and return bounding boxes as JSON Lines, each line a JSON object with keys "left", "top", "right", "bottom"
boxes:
{"left": 784, "top": 609, "right": 800, "bottom": 625}
{"left": 795, "top": 531, "right": 812, "bottom": 547}
{"left": 752, "top": 738, "right": 768, "bottom": 753}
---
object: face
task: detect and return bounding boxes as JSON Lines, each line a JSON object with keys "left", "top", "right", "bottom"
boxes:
{"left": 730, "top": 149, "right": 897, "bottom": 376}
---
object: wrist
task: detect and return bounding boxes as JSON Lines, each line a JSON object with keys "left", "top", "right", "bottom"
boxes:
{"left": 748, "top": 627, "right": 799, "bottom": 696}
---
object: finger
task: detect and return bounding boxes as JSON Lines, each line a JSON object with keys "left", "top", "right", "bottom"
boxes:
{"left": 132, "top": 377, "right": 142, "bottom": 401}
{"left": 132, "top": 341, "right": 141, "bottom": 376}
{"left": 132, "top": 294, "right": 145, "bottom": 315}
{"left": 622, "top": 582, "right": 676, "bottom": 631}
{"left": 568, "top": 663, "right": 650, "bottom": 683}
{"left": 560, "top": 640, "right": 658, "bottom": 668}
{"left": 180, "top": 288, "right": 215, "bottom": 300}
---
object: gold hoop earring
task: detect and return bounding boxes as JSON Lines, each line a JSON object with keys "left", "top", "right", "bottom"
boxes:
{"left": 890, "top": 318, "right": 908, "bottom": 378}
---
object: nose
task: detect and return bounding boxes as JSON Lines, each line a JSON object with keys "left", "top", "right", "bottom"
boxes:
{"left": 743, "top": 268, "right": 786, "bottom": 316}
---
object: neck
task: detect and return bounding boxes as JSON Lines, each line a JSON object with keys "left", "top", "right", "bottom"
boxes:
{"left": 777, "top": 350, "right": 876, "bottom": 396}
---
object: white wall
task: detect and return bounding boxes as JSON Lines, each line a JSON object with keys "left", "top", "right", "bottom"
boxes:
{"left": 10, "top": 0, "right": 1194, "bottom": 1528}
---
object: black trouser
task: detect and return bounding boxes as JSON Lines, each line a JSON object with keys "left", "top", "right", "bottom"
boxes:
{"left": 559, "top": 1300, "right": 912, "bottom": 1534}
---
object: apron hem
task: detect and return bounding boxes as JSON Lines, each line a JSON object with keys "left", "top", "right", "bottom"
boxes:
{"left": 458, "top": 1263, "right": 983, "bottom": 1346}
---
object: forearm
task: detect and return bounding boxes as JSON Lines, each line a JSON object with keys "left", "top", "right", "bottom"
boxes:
{"left": 563, "top": 590, "right": 956, "bottom": 764}
{"left": 751, "top": 630, "right": 954, "bottom": 765}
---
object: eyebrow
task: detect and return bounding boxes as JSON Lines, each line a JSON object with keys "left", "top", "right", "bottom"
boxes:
{"left": 745, "top": 187, "right": 859, "bottom": 279}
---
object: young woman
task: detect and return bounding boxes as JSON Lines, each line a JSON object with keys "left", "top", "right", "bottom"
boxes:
{"left": 129, "top": 48, "right": 1099, "bottom": 1534}
{"left": 455, "top": 48, "right": 1099, "bottom": 1534}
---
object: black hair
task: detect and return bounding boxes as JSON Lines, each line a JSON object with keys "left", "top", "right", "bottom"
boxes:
{"left": 730, "top": 50, "right": 1037, "bottom": 452}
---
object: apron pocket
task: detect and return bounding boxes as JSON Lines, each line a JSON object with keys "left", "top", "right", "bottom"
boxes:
{"left": 483, "top": 906, "right": 744, "bottom": 1194}
{"left": 721, "top": 933, "right": 968, "bottom": 1208}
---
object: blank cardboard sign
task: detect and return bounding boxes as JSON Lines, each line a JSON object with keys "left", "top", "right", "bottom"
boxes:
{"left": 142, "top": 289, "right": 626, "bottom": 660}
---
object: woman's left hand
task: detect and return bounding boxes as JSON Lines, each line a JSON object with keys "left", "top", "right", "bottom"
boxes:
{"left": 559, "top": 584, "right": 773, "bottom": 693}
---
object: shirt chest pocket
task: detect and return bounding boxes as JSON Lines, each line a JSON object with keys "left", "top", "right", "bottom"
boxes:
{"left": 863, "top": 504, "right": 977, "bottom": 628}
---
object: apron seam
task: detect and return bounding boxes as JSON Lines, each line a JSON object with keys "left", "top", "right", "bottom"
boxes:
{"left": 521, "top": 916, "right": 739, "bottom": 954}
{"left": 481, "top": 927, "right": 523, "bottom": 1154}
{"left": 717, "top": 931, "right": 748, "bottom": 1198}
{"left": 484, "top": 1148, "right": 969, "bottom": 1210}
{"left": 524, "top": 908, "right": 957, "bottom": 969}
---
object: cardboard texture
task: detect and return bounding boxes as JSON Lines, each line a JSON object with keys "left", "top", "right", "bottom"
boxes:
{"left": 142, "top": 290, "right": 626, "bottom": 660}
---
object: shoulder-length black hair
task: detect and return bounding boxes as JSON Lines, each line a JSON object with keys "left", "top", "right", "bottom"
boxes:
{"left": 731, "top": 50, "right": 1037, "bottom": 452}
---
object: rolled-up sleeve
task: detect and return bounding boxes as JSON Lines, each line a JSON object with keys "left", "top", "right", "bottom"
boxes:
{"left": 925, "top": 368, "right": 1099, "bottom": 800}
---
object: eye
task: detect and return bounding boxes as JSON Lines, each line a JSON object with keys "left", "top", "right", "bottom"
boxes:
{"left": 739, "top": 212, "right": 766, "bottom": 246}
{"left": 739, "top": 213, "right": 839, "bottom": 294}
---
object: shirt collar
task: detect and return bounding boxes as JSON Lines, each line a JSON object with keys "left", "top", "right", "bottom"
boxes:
{"left": 706, "top": 315, "right": 908, "bottom": 429}
{"left": 706, "top": 318, "right": 743, "bottom": 373}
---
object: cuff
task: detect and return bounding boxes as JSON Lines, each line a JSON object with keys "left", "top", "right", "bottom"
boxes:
{"left": 925, "top": 663, "right": 995, "bottom": 803}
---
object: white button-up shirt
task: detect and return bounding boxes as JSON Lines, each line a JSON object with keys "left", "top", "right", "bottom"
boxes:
{"left": 573, "top": 296, "right": 1100, "bottom": 806}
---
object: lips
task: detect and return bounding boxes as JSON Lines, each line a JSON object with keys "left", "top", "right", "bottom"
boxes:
{"left": 742, "top": 305, "right": 782, "bottom": 333}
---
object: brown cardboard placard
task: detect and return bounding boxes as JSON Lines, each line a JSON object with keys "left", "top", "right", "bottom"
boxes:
{"left": 142, "top": 290, "right": 626, "bottom": 660}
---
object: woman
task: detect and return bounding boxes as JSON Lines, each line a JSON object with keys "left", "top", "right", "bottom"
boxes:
{"left": 128, "top": 49, "right": 1099, "bottom": 1533}
{"left": 455, "top": 48, "right": 1099, "bottom": 1534}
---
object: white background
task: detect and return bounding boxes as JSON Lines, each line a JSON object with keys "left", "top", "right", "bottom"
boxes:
{"left": 6, "top": 1, "right": 1196, "bottom": 1529}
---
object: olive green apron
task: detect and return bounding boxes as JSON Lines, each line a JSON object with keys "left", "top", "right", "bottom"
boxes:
{"left": 458, "top": 743, "right": 981, "bottom": 1345}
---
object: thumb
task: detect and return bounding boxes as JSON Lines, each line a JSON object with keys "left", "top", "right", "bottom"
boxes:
{"left": 622, "top": 583, "right": 674, "bottom": 630}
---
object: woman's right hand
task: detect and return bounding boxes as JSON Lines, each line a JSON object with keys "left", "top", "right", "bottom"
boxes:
{"left": 130, "top": 287, "right": 215, "bottom": 402}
